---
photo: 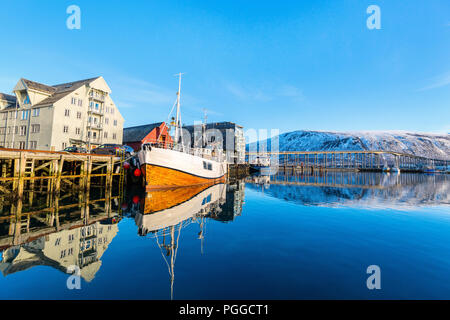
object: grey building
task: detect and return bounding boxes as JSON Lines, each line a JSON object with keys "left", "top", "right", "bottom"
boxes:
{"left": 183, "top": 121, "right": 245, "bottom": 164}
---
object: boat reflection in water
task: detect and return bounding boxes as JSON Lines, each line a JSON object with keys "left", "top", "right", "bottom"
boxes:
{"left": 132, "top": 182, "right": 229, "bottom": 299}
{"left": 0, "top": 189, "right": 121, "bottom": 282}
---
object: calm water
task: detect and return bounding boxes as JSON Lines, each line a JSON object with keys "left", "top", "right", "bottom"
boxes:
{"left": 1, "top": 172, "right": 449, "bottom": 299}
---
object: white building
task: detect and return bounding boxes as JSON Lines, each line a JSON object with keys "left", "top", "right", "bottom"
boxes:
{"left": 0, "top": 76, "right": 124, "bottom": 150}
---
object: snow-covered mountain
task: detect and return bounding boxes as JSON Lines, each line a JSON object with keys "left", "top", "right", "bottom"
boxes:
{"left": 247, "top": 130, "right": 450, "bottom": 159}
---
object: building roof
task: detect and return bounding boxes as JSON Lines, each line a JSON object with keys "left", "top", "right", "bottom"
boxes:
{"left": 32, "top": 77, "right": 101, "bottom": 107}
{"left": 0, "top": 93, "right": 17, "bottom": 103}
{"left": 123, "top": 122, "right": 164, "bottom": 142}
{"left": 20, "top": 78, "right": 56, "bottom": 94}
{"left": 183, "top": 121, "right": 243, "bottom": 131}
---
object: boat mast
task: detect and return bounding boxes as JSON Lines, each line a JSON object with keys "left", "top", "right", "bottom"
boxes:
{"left": 174, "top": 73, "right": 184, "bottom": 151}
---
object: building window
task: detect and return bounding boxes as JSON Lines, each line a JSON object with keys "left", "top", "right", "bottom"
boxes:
{"left": 19, "top": 126, "right": 26, "bottom": 136}
{"left": 75, "top": 128, "right": 81, "bottom": 135}
{"left": 77, "top": 112, "right": 81, "bottom": 119}
{"left": 32, "top": 108, "right": 40, "bottom": 117}
{"left": 23, "top": 95, "right": 30, "bottom": 104}
{"left": 93, "top": 117, "right": 97, "bottom": 124}
{"left": 104, "top": 132, "right": 108, "bottom": 138}
{"left": 93, "top": 132, "right": 97, "bottom": 139}
{"left": 7, "top": 127, "right": 11, "bottom": 134}
{"left": 112, "top": 133, "right": 116, "bottom": 140}
{"left": 88, "top": 116, "right": 92, "bottom": 123}
{"left": 62, "top": 142, "right": 67, "bottom": 149}
{"left": 71, "top": 97, "right": 76, "bottom": 105}
{"left": 105, "top": 107, "right": 109, "bottom": 113}
{"left": 68, "top": 248, "right": 74, "bottom": 256}
{"left": 21, "top": 110, "right": 29, "bottom": 120}
{"left": 30, "top": 141, "right": 37, "bottom": 149}
{"left": 63, "top": 126, "right": 69, "bottom": 133}
{"left": 19, "top": 141, "right": 26, "bottom": 149}
{"left": 2, "top": 113, "right": 6, "bottom": 120}
{"left": 105, "top": 118, "right": 109, "bottom": 125}
{"left": 14, "top": 126, "right": 18, "bottom": 134}
{"left": 64, "top": 109, "right": 70, "bottom": 117}
{"left": 31, "top": 124, "right": 40, "bottom": 133}
{"left": 0, "top": 127, "right": 5, "bottom": 135}
{"left": 111, "top": 108, "right": 114, "bottom": 114}
{"left": 78, "top": 99, "right": 83, "bottom": 106}
{"left": 113, "top": 120, "right": 117, "bottom": 126}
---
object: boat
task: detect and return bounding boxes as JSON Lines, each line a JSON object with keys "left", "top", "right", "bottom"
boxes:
{"left": 137, "top": 74, "right": 228, "bottom": 190}
{"left": 423, "top": 165, "right": 435, "bottom": 174}
{"left": 391, "top": 167, "right": 401, "bottom": 174}
{"left": 249, "top": 154, "right": 275, "bottom": 174}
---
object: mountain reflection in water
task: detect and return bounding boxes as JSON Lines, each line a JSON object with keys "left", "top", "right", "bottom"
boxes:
{"left": 246, "top": 172, "right": 450, "bottom": 208}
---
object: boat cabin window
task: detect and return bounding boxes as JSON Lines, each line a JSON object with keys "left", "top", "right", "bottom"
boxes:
{"left": 203, "top": 161, "right": 213, "bottom": 170}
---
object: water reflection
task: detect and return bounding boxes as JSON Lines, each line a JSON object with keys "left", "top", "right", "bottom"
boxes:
{"left": 1, "top": 171, "right": 448, "bottom": 299}
{"left": 127, "top": 181, "right": 245, "bottom": 299}
{"left": 0, "top": 187, "right": 121, "bottom": 282}
{"left": 246, "top": 171, "right": 450, "bottom": 208}
{"left": 0, "top": 180, "right": 246, "bottom": 298}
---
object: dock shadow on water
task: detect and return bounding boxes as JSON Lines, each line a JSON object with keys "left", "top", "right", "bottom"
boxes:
{"left": 0, "top": 171, "right": 449, "bottom": 299}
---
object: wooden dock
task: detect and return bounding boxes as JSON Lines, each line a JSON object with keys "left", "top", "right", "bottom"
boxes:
{"left": 0, "top": 148, "right": 125, "bottom": 200}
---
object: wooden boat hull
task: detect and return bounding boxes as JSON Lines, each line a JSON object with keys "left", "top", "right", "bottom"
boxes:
{"left": 141, "top": 163, "right": 226, "bottom": 190}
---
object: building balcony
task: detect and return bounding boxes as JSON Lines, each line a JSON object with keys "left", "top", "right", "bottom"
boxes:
{"left": 89, "top": 94, "right": 105, "bottom": 102}
{"left": 88, "top": 108, "right": 104, "bottom": 116}
{"left": 87, "top": 123, "right": 103, "bottom": 130}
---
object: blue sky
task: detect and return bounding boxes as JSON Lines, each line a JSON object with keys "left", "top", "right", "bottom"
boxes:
{"left": 0, "top": 0, "right": 449, "bottom": 136}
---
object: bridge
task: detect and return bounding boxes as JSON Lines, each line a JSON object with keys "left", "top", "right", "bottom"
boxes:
{"left": 246, "top": 150, "right": 450, "bottom": 172}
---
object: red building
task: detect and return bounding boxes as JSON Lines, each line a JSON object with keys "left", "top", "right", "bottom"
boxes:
{"left": 123, "top": 122, "right": 173, "bottom": 151}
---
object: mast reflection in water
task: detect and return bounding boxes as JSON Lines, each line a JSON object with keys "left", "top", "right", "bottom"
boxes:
{"left": 1, "top": 172, "right": 450, "bottom": 299}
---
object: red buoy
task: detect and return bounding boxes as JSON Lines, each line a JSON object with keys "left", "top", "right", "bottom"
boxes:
{"left": 133, "top": 168, "right": 141, "bottom": 177}
{"left": 132, "top": 195, "right": 140, "bottom": 204}
{"left": 123, "top": 162, "right": 130, "bottom": 170}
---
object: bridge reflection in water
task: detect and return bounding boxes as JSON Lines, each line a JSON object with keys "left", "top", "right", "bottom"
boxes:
{"left": 246, "top": 171, "right": 450, "bottom": 208}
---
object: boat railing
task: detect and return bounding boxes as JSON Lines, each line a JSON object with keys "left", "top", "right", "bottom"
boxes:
{"left": 141, "top": 140, "right": 226, "bottom": 163}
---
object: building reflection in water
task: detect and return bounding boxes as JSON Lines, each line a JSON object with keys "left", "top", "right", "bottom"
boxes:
{"left": 246, "top": 171, "right": 450, "bottom": 207}
{"left": 0, "top": 187, "right": 121, "bottom": 282}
